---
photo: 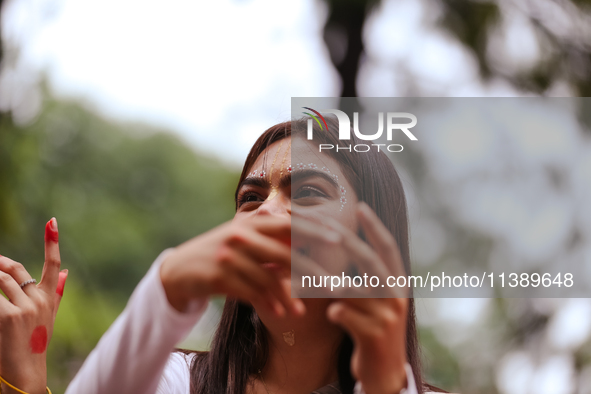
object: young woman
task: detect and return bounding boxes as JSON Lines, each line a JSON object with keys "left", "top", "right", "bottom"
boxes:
{"left": 1, "top": 117, "right": 444, "bottom": 393}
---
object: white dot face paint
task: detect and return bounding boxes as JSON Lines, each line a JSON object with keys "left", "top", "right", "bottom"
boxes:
{"left": 247, "top": 169, "right": 267, "bottom": 178}
{"left": 246, "top": 163, "right": 348, "bottom": 211}
{"left": 295, "top": 163, "right": 347, "bottom": 211}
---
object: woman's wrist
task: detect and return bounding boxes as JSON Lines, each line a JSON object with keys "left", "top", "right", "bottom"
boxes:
{"left": 387, "top": 362, "right": 412, "bottom": 394}
{"left": 354, "top": 362, "right": 412, "bottom": 394}
{"left": 162, "top": 284, "right": 190, "bottom": 312}
{"left": 160, "top": 256, "right": 191, "bottom": 312}
{"left": 2, "top": 387, "right": 46, "bottom": 394}
{"left": 383, "top": 365, "right": 408, "bottom": 394}
{"left": 0, "top": 373, "right": 47, "bottom": 394}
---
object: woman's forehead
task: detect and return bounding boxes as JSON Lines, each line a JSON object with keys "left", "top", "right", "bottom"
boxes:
{"left": 250, "top": 138, "right": 291, "bottom": 170}
{"left": 250, "top": 137, "right": 343, "bottom": 175}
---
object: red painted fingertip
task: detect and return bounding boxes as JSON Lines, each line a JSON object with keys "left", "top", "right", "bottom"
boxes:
{"left": 45, "top": 217, "right": 59, "bottom": 243}
{"left": 30, "top": 326, "right": 48, "bottom": 354}
{"left": 56, "top": 269, "right": 68, "bottom": 296}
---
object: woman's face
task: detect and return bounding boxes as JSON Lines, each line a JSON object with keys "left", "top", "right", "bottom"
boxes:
{"left": 234, "top": 136, "right": 358, "bottom": 281}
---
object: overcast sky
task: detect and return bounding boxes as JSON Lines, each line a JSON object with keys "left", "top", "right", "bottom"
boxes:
{"left": 1, "top": 0, "right": 503, "bottom": 166}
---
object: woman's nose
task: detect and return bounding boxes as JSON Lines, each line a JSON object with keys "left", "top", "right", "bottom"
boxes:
{"left": 256, "top": 192, "right": 291, "bottom": 217}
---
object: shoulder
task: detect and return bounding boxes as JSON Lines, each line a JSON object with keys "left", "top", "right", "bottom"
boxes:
{"left": 156, "top": 352, "right": 196, "bottom": 394}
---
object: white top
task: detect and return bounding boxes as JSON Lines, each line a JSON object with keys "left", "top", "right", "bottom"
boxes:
{"left": 65, "top": 250, "right": 420, "bottom": 394}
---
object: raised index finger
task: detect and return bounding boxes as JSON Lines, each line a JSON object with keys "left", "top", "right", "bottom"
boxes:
{"left": 39, "top": 217, "right": 61, "bottom": 294}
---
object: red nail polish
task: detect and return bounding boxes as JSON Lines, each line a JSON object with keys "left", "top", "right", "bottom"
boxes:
{"left": 56, "top": 270, "right": 68, "bottom": 296}
{"left": 45, "top": 218, "right": 59, "bottom": 243}
{"left": 30, "top": 326, "right": 48, "bottom": 354}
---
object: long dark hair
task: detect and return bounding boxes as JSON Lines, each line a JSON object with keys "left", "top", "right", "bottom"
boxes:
{"left": 183, "top": 117, "right": 430, "bottom": 393}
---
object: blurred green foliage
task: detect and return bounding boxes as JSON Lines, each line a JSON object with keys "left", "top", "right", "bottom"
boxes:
{"left": 0, "top": 100, "right": 240, "bottom": 392}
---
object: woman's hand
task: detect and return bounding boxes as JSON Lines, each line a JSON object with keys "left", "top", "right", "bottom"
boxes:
{"left": 326, "top": 203, "right": 410, "bottom": 394}
{"left": 0, "top": 218, "right": 68, "bottom": 394}
{"left": 160, "top": 215, "right": 340, "bottom": 317}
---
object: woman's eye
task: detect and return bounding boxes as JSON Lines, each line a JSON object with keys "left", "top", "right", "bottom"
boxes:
{"left": 238, "top": 192, "right": 263, "bottom": 207}
{"left": 293, "top": 186, "right": 326, "bottom": 200}
{"left": 244, "top": 194, "right": 261, "bottom": 202}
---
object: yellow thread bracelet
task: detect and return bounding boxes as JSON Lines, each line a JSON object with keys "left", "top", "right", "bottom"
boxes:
{"left": 0, "top": 375, "right": 51, "bottom": 394}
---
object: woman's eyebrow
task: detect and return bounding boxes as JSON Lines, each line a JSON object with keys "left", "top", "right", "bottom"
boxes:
{"left": 236, "top": 168, "right": 339, "bottom": 196}
{"left": 291, "top": 169, "right": 339, "bottom": 190}
{"left": 237, "top": 176, "right": 270, "bottom": 192}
